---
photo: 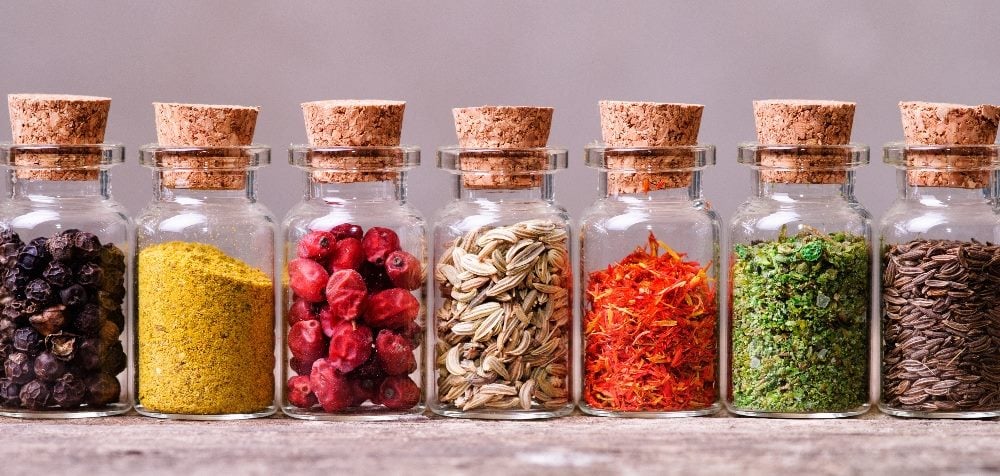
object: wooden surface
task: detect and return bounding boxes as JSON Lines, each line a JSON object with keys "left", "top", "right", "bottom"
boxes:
{"left": 2, "top": 411, "right": 999, "bottom": 475}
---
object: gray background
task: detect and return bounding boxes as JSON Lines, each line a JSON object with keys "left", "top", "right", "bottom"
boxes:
{"left": 0, "top": 1, "right": 998, "bottom": 222}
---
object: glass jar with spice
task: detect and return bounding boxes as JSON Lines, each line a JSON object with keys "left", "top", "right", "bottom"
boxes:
{"left": 579, "top": 101, "right": 720, "bottom": 417}
{"left": 134, "top": 103, "right": 276, "bottom": 420}
{"left": 281, "top": 100, "right": 426, "bottom": 420}
{"left": 880, "top": 101, "right": 1000, "bottom": 418}
{"left": 0, "top": 94, "right": 130, "bottom": 418}
{"left": 727, "top": 100, "right": 872, "bottom": 418}
{"left": 430, "top": 106, "right": 573, "bottom": 419}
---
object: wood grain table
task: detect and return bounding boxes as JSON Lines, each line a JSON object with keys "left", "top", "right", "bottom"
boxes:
{"left": 2, "top": 410, "right": 998, "bottom": 475}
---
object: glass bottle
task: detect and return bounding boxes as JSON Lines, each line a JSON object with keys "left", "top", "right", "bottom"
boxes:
{"left": 429, "top": 147, "right": 573, "bottom": 419}
{"left": 134, "top": 145, "right": 277, "bottom": 419}
{"left": 879, "top": 143, "right": 1000, "bottom": 418}
{"left": 280, "top": 145, "right": 426, "bottom": 420}
{"left": 579, "top": 144, "right": 721, "bottom": 417}
{"left": 727, "top": 144, "right": 872, "bottom": 418}
{"left": 0, "top": 144, "right": 131, "bottom": 418}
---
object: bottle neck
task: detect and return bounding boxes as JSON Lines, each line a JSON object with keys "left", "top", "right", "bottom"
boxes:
{"left": 152, "top": 170, "right": 257, "bottom": 203}
{"left": 898, "top": 172, "right": 994, "bottom": 205}
{"left": 600, "top": 171, "right": 704, "bottom": 202}
{"left": 753, "top": 170, "right": 857, "bottom": 201}
{"left": 306, "top": 175, "right": 405, "bottom": 204}
{"left": 455, "top": 175, "right": 553, "bottom": 202}
{"left": 9, "top": 171, "right": 111, "bottom": 200}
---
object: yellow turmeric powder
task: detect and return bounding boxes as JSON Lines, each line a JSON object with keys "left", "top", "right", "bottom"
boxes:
{"left": 137, "top": 241, "right": 275, "bottom": 415}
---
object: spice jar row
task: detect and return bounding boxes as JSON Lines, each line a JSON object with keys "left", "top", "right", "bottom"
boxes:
{"left": 2, "top": 94, "right": 999, "bottom": 423}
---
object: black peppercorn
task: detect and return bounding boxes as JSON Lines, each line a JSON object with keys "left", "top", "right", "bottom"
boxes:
{"left": 98, "top": 321, "right": 119, "bottom": 345}
{"left": 41, "top": 262, "right": 72, "bottom": 288}
{"left": 16, "top": 244, "right": 49, "bottom": 272}
{"left": 59, "top": 284, "right": 87, "bottom": 308}
{"left": 101, "top": 341, "right": 127, "bottom": 375}
{"left": 25, "top": 279, "right": 54, "bottom": 304}
{"left": 12, "top": 327, "right": 42, "bottom": 354}
{"left": 3, "top": 268, "right": 30, "bottom": 294}
{"left": 33, "top": 351, "right": 66, "bottom": 382}
{"left": 2, "top": 299, "right": 27, "bottom": 324}
{"left": 99, "top": 243, "right": 125, "bottom": 270}
{"left": 4, "top": 352, "right": 34, "bottom": 384}
{"left": 46, "top": 230, "right": 76, "bottom": 262}
{"left": 73, "top": 232, "right": 101, "bottom": 260}
{"left": 105, "top": 308, "right": 125, "bottom": 332}
{"left": 74, "top": 338, "right": 103, "bottom": 371}
{"left": 29, "top": 305, "right": 66, "bottom": 336}
{"left": 51, "top": 372, "right": 86, "bottom": 408}
{"left": 45, "top": 332, "right": 77, "bottom": 361}
{"left": 0, "top": 342, "right": 11, "bottom": 363}
{"left": 0, "top": 318, "right": 15, "bottom": 340}
{"left": 0, "top": 229, "right": 21, "bottom": 246}
{"left": 86, "top": 373, "right": 120, "bottom": 406}
{"left": 73, "top": 303, "right": 103, "bottom": 336}
{"left": 76, "top": 263, "right": 103, "bottom": 287}
{"left": 18, "top": 379, "right": 49, "bottom": 409}
{"left": 0, "top": 378, "right": 20, "bottom": 406}
{"left": 0, "top": 243, "right": 21, "bottom": 267}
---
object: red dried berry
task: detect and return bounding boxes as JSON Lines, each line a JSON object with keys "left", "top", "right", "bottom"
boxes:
{"left": 327, "top": 322, "right": 373, "bottom": 373}
{"left": 288, "top": 299, "right": 319, "bottom": 325}
{"left": 289, "top": 357, "right": 313, "bottom": 376}
{"left": 364, "top": 288, "right": 420, "bottom": 329}
{"left": 318, "top": 305, "right": 340, "bottom": 338}
{"left": 309, "top": 359, "right": 353, "bottom": 412}
{"left": 288, "top": 320, "right": 327, "bottom": 365}
{"left": 362, "top": 227, "right": 400, "bottom": 266}
{"left": 297, "top": 231, "right": 335, "bottom": 260}
{"left": 350, "top": 378, "right": 381, "bottom": 406}
{"left": 327, "top": 237, "right": 365, "bottom": 272}
{"left": 378, "top": 376, "right": 420, "bottom": 410}
{"left": 325, "top": 269, "right": 368, "bottom": 320}
{"left": 400, "top": 320, "right": 424, "bottom": 348}
{"left": 287, "top": 375, "right": 317, "bottom": 409}
{"left": 330, "top": 223, "right": 364, "bottom": 241}
{"left": 385, "top": 250, "right": 423, "bottom": 290}
{"left": 375, "top": 329, "right": 417, "bottom": 376}
{"left": 288, "top": 258, "right": 329, "bottom": 303}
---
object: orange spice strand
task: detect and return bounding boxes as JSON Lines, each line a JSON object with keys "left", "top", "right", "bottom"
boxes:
{"left": 583, "top": 232, "right": 718, "bottom": 412}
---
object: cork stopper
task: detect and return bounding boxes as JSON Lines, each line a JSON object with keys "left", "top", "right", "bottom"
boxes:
{"left": 300, "top": 100, "right": 405, "bottom": 183}
{"left": 599, "top": 101, "right": 703, "bottom": 194}
{"left": 753, "top": 100, "right": 856, "bottom": 184}
{"left": 452, "top": 106, "right": 553, "bottom": 189}
{"left": 8, "top": 94, "right": 111, "bottom": 181}
{"left": 153, "top": 103, "right": 259, "bottom": 190}
{"left": 899, "top": 101, "right": 1000, "bottom": 188}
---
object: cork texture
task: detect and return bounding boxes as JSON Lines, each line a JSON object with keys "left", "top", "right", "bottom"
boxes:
{"left": 153, "top": 103, "right": 259, "bottom": 190}
{"left": 452, "top": 106, "right": 553, "bottom": 189}
{"left": 753, "top": 100, "right": 855, "bottom": 184}
{"left": 900, "top": 101, "right": 1000, "bottom": 188}
{"left": 599, "top": 100, "right": 703, "bottom": 194}
{"left": 301, "top": 100, "right": 405, "bottom": 183}
{"left": 8, "top": 94, "right": 111, "bottom": 181}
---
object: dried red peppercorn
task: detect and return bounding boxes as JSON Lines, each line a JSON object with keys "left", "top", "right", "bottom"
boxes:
{"left": 330, "top": 223, "right": 364, "bottom": 241}
{"left": 361, "top": 227, "right": 400, "bottom": 266}
{"left": 288, "top": 320, "right": 327, "bottom": 366}
{"left": 297, "top": 231, "right": 335, "bottom": 261}
{"left": 385, "top": 250, "right": 422, "bottom": 291}
{"left": 378, "top": 376, "right": 419, "bottom": 410}
{"left": 364, "top": 288, "right": 419, "bottom": 329}
{"left": 325, "top": 269, "right": 367, "bottom": 320}
{"left": 327, "top": 321, "right": 373, "bottom": 373}
{"left": 327, "top": 237, "right": 365, "bottom": 272}
{"left": 309, "top": 359, "right": 353, "bottom": 412}
{"left": 287, "top": 299, "right": 318, "bottom": 325}
{"left": 375, "top": 329, "right": 416, "bottom": 376}
{"left": 583, "top": 232, "right": 717, "bottom": 412}
{"left": 288, "top": 258, "right": 329, "bottom": 303}
{"left": 286, "top": 375, "right": 317, "bottom": 409}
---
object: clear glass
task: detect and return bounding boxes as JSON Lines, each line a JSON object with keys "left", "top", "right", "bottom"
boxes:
{"left": 879, "top": 143, "right": 1000, "bottom": 419}
{"left": 727, "top": 143, "right": 872, "bottom": 418}
{"left": 280, "top": 146, "right": 426, "bottom": 421}
{"left": 429, "top": 147, "right": 573, "bottom": 419}
{"left": 0, "top": 144, "right": 131, "bottom": 418}
{"left": 133, "top": 145, "right": 277, "bottom": 420}
{"left": 579, "top": 144, "right": 721, "bottom": 417}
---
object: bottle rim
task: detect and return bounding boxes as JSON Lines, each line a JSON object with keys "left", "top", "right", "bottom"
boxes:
{"left": 288, "top": 144, "right": 419, "bottom": 172}
{"left": 585, "top": 142, "right": 716, "bottom": 172}
{"left": 883, "top": 142, "right": 1000, "bottom": 171}
{"left": 0, "top": 143, "right": 124, "bottom": 169}
{"left": 436, "top": 146, "right": 568, "bottom": 174}
{"left": 139, "top": 144, "right": 270, "bottom": 169}
{"left": 737, "top": 142, "right": 870, "bottom": 170}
